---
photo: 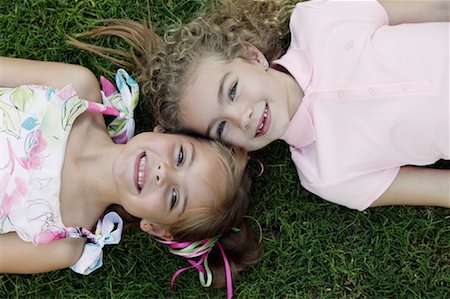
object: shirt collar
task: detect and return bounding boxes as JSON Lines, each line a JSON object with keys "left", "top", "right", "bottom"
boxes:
{"left": 281, "top": 104, "right": 316, "bottom": 149}
{"left": 273, "top": 48, "right": 312, "bottom": 93}
{"left": 274, "top": 48, "right": 315, "bottom": 149}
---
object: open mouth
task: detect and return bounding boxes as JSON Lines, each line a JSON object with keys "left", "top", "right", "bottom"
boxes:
{"left": 135, "top": 152, "right": 148, "bottom": 193}
{"left": 255, "top": 103, "right": 270, "bottom": 137}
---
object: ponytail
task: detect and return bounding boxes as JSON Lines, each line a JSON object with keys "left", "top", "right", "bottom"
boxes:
{"left": 161, "top": 218, "right": 262, "bottom": 298}
{"left": 207, "top": 218, "right": 262, "bottom": 288}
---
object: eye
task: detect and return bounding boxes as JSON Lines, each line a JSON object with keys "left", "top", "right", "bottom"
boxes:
{"left": 170, "top": 188, "right": 178, "bottom": 210}
{"left": 217, "top": 121, "right": 227, "bottom": 138}
{"left": 229, "top": 81, "right": 238, "bottom": 101}
{"left": 177, "top": 146, "right": 184, "bottom": 166}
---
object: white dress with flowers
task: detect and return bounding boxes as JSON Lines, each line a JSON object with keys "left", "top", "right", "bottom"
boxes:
{"left": 0, "top": 69, "right": 138, "bottom": 274}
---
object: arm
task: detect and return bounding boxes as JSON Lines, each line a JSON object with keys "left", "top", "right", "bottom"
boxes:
{"left": 371, "top": 166, "right": 450, "bottom": 208}
{"left": 0, "top": 232, "right": 85, "bottom": 274}
{"left": 378, "top": 0, "right": 450, "bottom": 25}
{"left": 0, "top": 57, "right": 101, "bottom": 103}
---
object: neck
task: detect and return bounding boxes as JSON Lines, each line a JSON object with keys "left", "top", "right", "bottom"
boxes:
{"left": 60, "top": 113, "right": 123, "bottom": 227}
{"left": 272, "top": 65, "right": 304, "bottom": 120}
{"left": 288, "top": 77, "right": 304, "bottom": 120}
{"left": 286, "top": 73, "right": 304, "bottom": 120}
{"left": 74, "top": 144, "right": 121, "bottom": 204}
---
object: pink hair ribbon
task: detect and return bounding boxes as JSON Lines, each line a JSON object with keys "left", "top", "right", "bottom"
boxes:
{"left": 247, "top": 155, "right": 265, "bottom": 177}
{"left": 159, "top": 235, "right": 234, "bottom": 299}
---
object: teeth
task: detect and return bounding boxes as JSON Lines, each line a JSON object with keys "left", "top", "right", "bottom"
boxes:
{"left": 256, "top": 106, "right": 268, "bottom": 135}
{"left": 137, "top": 155, "right": 147, "bottom": 189}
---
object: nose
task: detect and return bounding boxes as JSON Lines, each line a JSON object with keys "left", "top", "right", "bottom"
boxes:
{"left": 155, "top": 162, "right": 171, "bottom": 186}
{"left": 238, "top": 105, "right": 253, "bottom": 130}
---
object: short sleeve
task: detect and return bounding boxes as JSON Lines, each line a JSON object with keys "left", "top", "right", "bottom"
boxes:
{"left": 289, "top": 0, "right": 389, "bottom": 49}
{"left": 299, "top": 167, "right": 400, "bottom": 211}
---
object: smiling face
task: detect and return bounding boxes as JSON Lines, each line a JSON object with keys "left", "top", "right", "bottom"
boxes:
{"left": 179, "top": 45, "right": 301, "bottom": 151}
{"left": 112, "top": 132, "right": 227, "bottom": 227}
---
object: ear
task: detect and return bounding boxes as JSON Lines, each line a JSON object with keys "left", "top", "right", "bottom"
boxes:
{"left": 240, "top": 41, "right": 269, "bottom": 69}
{"left": 153, "top": 125, "right": 166, "bottom": 133}
{"left": 140, "top": 219, "right": 174, "bottom": 241}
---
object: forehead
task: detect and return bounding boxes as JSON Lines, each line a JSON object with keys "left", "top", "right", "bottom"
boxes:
{"left": 183, "top": 56, "right": 228, "bottom": 99}
{"left": 179, "top": 57, "right": 230, "bottom": 133}
{"left": 185, "top": 140, "right": 228, "bottom": 211}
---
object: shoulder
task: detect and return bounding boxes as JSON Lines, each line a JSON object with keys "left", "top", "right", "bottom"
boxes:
{"left": 66, "top": 64, "right": 102, "bottom": 103}
{"left": 31, "top": 61, "right": 101, "bottom": 104}
{"left": 286, "top": 0, "right": 389, "bottom": 69}
{"left": 290, "top": 0, "right": 388, "bottom": 37}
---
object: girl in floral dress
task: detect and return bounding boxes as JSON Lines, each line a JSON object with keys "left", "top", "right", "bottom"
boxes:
{"left": 0, "top": 57, "right": 261, "bottom": 297}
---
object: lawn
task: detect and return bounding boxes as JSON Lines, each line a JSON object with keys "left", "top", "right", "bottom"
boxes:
{"left": 1, "top": 0, "right": 449, "bottom": 298}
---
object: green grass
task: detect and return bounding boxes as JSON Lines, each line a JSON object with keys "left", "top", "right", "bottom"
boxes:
{"left": 1, "top": 0, "right": 449, "bottom": 298}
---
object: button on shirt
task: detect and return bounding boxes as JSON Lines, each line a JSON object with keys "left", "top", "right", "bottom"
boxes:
{"left": 274, "top": 0, "right": 450, "bottom": 210}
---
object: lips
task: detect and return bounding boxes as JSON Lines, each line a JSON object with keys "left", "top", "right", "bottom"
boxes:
{"left": 135, "top": 152, "right": 148, "bottom": 192}
{"left": 255, "top": 103, "right": 271, "bottom": 137}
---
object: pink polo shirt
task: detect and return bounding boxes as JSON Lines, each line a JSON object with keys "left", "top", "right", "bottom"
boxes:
{"left": 274, "top": 0, "right": 450, "bottom": 210}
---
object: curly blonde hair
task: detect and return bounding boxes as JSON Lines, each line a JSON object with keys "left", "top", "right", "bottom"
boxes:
{"left": 69, "top": 0, "right": 294, "bottom": 132}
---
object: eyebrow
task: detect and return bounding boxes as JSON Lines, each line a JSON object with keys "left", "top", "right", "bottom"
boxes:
{"left": 218, "top": 71, "right": 230, "bottom": 103}
{"left": 207, "top": 71, "right": 231, "bottom": 136}
{"left": 180, "top": 142, "right": 196, "bottom": 215}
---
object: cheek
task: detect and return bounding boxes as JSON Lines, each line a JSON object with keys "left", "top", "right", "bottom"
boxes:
{"left": 222, "top": 135, "right": 242, "bottom": 149}
{"left": 141, "top": 192, "right": 166, "bottom": 212}
{"left": 228, "top": 130, "right": 248, "bottom": 147}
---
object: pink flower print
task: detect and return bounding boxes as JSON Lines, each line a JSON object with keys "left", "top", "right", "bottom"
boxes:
{"left": 19, "top": 130, "right": 47, "bottom": 170}
{"left": 0, "top": 173, "right": 11, "bottom": 194}
{"left": 56, "top": 85, "right": 76, "bottom": 102}
{"left": 1, "top": 139, "right": 26, "bottom": 175}
{"left": 35, "top": 229, "right": 68, "bottom": 244}
{"left": 14, "top": 176, "right": 28, "bottom": 196}
{"left": 2, "top": 194, "right": 15, "bottom": 216}
{"left": 1, "top": 177, "right": 28, "bottom": 216}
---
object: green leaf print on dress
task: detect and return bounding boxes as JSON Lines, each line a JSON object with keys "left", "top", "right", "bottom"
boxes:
{"left": 61, "top": 95, "right": 85, "bottom": 130}
{"left": 11, "top": 86, "right": 35, "bottom": 112}
{"left": 0, "top": 100, "right": 22, "bottom": 138}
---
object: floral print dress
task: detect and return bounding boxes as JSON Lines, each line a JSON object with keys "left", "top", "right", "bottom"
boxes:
{"left": 0, "top": 69, "right": 138, "bottom": 274}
